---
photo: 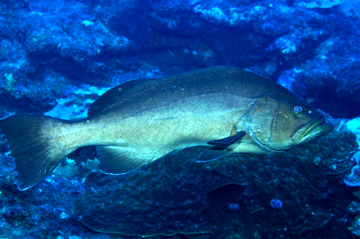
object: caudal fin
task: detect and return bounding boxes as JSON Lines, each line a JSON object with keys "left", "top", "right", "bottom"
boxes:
{"left": 0, "top": 114, "right": 74, "bottom": 190}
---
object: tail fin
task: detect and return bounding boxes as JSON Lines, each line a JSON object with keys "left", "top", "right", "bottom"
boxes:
{"left": 0, "top": 114, "right": 74, "bottom": 190}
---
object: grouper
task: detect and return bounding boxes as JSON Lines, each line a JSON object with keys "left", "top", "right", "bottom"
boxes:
{"left": 0, "top": 66, "right": 333, "bottom": 191}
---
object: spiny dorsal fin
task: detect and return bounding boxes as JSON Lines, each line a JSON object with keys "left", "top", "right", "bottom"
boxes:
{"left": 88, "top": 78, "right": 161, "bottom": 118}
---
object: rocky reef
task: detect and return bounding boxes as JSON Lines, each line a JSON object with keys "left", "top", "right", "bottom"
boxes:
{"left": 1, "top": 0, "right": 360, "bottom": 119}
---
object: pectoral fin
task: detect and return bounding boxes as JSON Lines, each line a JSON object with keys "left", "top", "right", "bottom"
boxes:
{"left": 206, "top": 131, "right": 246, "bottom": 150}
{"left": 197, "top": 131, "right": 246, "bottom": 163}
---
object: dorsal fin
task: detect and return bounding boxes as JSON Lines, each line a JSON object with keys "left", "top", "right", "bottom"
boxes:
{"left": 87, "top": 78, "right": 161, "bottom": 118}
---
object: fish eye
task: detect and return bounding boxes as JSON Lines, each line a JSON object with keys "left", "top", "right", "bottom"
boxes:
{"left": 294, "top": 106, "right": 303, "bottom": 116}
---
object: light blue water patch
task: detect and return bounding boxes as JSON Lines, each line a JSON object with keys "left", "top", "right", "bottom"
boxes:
{"left": 344, "top": 151, "right": 360, "bottom": 186}
{"left": 44, "top": 85, "right": 110, "bottom": 120}
{"left": 346, "top": 117, "right": 360, "bottom": 146}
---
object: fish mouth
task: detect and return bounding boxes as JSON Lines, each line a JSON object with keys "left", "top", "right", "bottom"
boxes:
{"left": 294, "top": 117, "right": 334, "bottom": 144}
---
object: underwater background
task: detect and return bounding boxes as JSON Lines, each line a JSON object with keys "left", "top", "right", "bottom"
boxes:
{"left": 0, "top": 0, "right": 360, "bottom": 238}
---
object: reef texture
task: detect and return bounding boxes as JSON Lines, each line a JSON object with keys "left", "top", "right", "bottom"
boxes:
{"left": 0, "top": 0, "right": 360, "bottom": 118}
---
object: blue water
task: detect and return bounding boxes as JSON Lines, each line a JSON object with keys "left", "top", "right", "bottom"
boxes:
{"left": 0, "top": 0, "right": 360, "bottom": 238}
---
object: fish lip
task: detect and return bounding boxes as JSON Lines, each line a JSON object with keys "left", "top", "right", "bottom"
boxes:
{"left": 295, "top": 117, "right": 334, "bottom": 144}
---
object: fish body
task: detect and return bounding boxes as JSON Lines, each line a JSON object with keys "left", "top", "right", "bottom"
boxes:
{"left": 0, "top": 66, "right": 333, "bottom": 190}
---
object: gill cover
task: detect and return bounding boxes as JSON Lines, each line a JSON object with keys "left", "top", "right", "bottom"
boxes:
{"left": 241, "top": 97, "right": 280, "bottom": 152}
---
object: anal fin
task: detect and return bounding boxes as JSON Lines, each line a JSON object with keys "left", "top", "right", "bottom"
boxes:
{"left": 96, "top": 146, "right": 157, "bottom": 175}
{"left": 196, "top": 149, "right": 233, "bottom": 163}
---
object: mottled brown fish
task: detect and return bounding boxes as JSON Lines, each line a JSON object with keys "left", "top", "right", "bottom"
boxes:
{"left": 0, "top": 66, "right": 333, "bottom": 190}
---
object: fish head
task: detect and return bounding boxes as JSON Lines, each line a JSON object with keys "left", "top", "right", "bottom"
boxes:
{"left": 241, "top": 94, "right": 333, "bottom": 153}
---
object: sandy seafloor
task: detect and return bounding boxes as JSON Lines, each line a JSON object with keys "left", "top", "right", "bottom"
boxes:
{"left": 1, "top": 0, "right": 360, "bottom": 238}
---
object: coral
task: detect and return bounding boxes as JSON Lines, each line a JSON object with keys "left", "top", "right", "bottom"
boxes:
{"left": 340, "top": 0, "right": 360, "bottom": 18}
{"left": 346, "top": 118, "right": 360, "bottom": 146}
{"left": 229, "top": 203, "right": 240, "bottom": 211}
{"left": 270, "top": 199, "right": 283, "bottom": 209}
{"left": 44, "top": 85, "right": 110, "bottom": 120}
{"left": 296, "top": 0, "right": 341, "bottom": 9}
{"left": 344, "top": 152, "right": 360, "bottom": 186}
